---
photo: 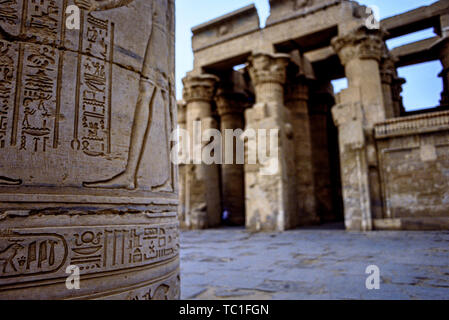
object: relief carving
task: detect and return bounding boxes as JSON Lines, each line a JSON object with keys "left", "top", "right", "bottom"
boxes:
{"left": 83, "top": 0, "right": 175, "bottom": 190}
{"left": 0, "top": 0, "right": 179, "bottom": 299}
{"left": 0, "top": 223, "right": 179, "bottom": 280}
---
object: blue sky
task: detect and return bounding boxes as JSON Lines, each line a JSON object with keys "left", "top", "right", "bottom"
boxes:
{"left": 176, "top": 0, "right": 442, "bottom": 111}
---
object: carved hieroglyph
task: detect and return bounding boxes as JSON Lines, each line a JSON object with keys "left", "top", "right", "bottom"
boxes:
{"left": 0, "top": 0, "right": 179, "bottom": 299}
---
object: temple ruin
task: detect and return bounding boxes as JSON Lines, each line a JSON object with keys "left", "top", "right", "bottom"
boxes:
{"left": 179, "top": 0, "right": 449, "bottom": 232}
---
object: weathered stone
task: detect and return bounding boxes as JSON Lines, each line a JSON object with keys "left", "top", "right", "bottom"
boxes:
{"left": 244, "top": 52, "right": 296, "bottom": 232}
{"left": 180, "top": 0, "right": 449, "bottom": 232}
{"left": 285, "top": 76, "right": 319, "bottom": 227}
{"left": 215, "top": 77, "right": 247, "bottom": 226}
{"left": 182, "top": 73, "right": 221, "bottom": 229}
{"left": 0, "top": 0, "right": 179, "bottom": 299}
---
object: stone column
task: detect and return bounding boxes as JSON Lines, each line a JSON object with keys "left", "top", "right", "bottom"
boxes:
{"left": 177, "top": 100, "right": 187, "bottom": 229}
{"left": 434, "top": 37, "right": 449, "bottom": 106}
{"left": 215, "top": 89, "right": 246, "bottom": 226}
{"left": 331, "top": 26, "right": 386, "bottom": 231}
{"left": 285, "top": 77, "right": 319, "bottom": 227}
{"left": 182, "top": 74, "right": 222, "bottom": 229}
{"left": 391, "top": 77, "right": 406, "bottom": 116}
{"left": 245, "top": 52, "right": 296, "bottom": 232}
{"left": 309, "top": 82, "right": 340, "bottom": 223}
{"left": 380, "top": 56, "right": 396, "bottom": 119}
{"left": 380, "top": 54, "right": 405, "bottom": 118}
{"left": 0, "top": 0, "right": 179, "bottom": 299}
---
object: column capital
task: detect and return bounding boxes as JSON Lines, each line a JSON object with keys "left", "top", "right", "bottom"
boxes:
{"left": 331, "top": 26, "right": 386, "bottom": 66}
{"left": 182, "top": 73, "right": 219, "bottom": 104}
{"left": 379, "top": 55, "right": 398, "bottom": 85}
{"left": 215, "top": 89, "right": 248, "bottom": 117}
{"left": 248, "top": 52, "right": 290, "bottom": 86}
{"left": 433, "top": 36, "right": 449, "bottom": 69}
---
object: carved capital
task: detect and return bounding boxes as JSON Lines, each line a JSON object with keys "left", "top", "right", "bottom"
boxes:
{"left": 433, "top": 37, "right": 449, "bottom": 69}
{"left": 379, "top": 55, "right": 397, "bottom": 85}
{"left": 391, "top": 77, "right": 406, "bottom": 102}
{"left": 248, "top": 52, "right": 290, "bottom": 86}
{"left": 182, "top": 74, "right": 219, "bottom": 103}
{"left": 332, "top": 26, "right": 386, "bottom": 66}
{"left": 215, "top": 89, "right": 248, "bottom": 117}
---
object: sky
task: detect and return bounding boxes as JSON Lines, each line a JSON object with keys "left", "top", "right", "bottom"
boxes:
{"left": 176, "top": 0, "right": 442, "bottom": 111}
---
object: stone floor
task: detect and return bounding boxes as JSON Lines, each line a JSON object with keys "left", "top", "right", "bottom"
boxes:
{"left": 180, "top": 226, "right": 449, "bottom": 300}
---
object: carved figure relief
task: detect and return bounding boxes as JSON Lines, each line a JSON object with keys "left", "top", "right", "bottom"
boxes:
{"left": 81, "top": 0, "right": 175, "bottom": 190}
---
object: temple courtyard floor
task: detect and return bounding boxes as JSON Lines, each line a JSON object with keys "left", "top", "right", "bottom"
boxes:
{"left": 180, "top": 226, "right": 449, "bottom": 300}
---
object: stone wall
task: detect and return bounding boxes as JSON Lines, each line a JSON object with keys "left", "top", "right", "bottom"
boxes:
{"left": 0, "top": 0, "right": 179, "bottom": 299}
{"left": 374, "top": 111, "right": 449, "bottom": 230}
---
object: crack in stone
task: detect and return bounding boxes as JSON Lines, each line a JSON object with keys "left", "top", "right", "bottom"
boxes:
{"left": 0, "top": 24, "right": 145, "bottom": 78}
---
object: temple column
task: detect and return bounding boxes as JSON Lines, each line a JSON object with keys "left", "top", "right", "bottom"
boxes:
{"left": 309, "top": 82, "right": 341, "bottom": 223}
{"left": 182, "top": 74, "right": 222, "bottom": 229}
{"left": 380, "top": 56, "right": 396, "bottom": 119}
{"left": 434, "top": 37, "right": 449, "bottom": 106}
{"left": 245, "top": 52, "right": 296, "bottom": 232}
{"left": 177, "top": 100, "right": 187, "bottom": 229}
{"left": 380, "top": 53, "right": 405, "bottom": 118}
{"left": 331, "top": 26, "right": 386, "bottom": 231}
{"left": 285, "top": 77, "right": 319, "bottom": 227}
{"left": 215, "top": 89, "right": 247, "bottom": 226}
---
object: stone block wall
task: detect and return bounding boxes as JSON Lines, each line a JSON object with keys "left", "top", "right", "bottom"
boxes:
{"left": 374, "top": 111, "right": 449, "bottom": 230}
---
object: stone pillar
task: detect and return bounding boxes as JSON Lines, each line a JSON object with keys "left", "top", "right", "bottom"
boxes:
{"left": 380, "top": 56, "right": 396, "bottom": 119}
{"left": 380, "top": 54, "right": 405, "bottom": 118}
{"left": 391, "top": 77, "right": 406, "bottom": 116}
{"left": 245, "top": 52, "right": 296, "bottom": 232}
{"left": 0, "top": 0, "right": 179, "bottom": 299}
{"left": 177, "top": 100, "right": 187, "bottom": 229}
{"left": 309, "top": 82, "right": 340, "bottom": 223}
{"left": 435, "top": 37, "right": 449, "bottom": 106}
{"left": 331, "top": 26, "right": 386, "bottom": 231}
{"left": 215, "top": 89, "right": 246, "bottom": 226}
{"left": 182, "top": 74, "right": 222, "bottom": 229}
{"left": 285, "top": 77, "right": 319, "bottom": 227}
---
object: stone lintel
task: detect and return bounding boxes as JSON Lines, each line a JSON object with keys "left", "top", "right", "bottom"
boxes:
{"left": 192, "top": 4, "right": 260, "bottom": 52}
{"left": 381, "top": 0, "right": 449, "bottom": 40}
{"left": 266, "top": 0, "right": 343, "bottom": 27}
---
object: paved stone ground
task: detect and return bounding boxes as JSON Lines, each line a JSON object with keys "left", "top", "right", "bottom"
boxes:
{"left": 180, "top": 226, "right": 449, "bottom": 300}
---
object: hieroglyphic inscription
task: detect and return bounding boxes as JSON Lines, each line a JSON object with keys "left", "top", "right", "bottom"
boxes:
{"left": 0, "top": 0, "right": 20, "bottom": 35}
{"left": 23, "top": 0, "right": 63, "bottom": 43}
{"left": 1, "top": 0, "right": 66, "bottom": 150}
{"left": 0, "top": 224, "right": 179, "bottom": 281}
{"left": 17, "top": 44, "right": 59, "bottom": 152}
{"left": 0, "top": 231, "right": 68, "bottom": 277}
{"left": 0, "top": 42, "right": 17, "bottom": 149}
{"left": 72, "top": 12, "right": 114, "bottom": 157}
